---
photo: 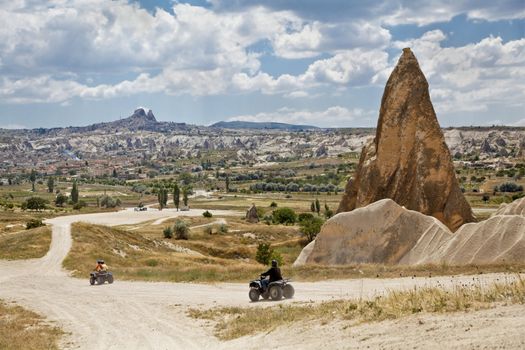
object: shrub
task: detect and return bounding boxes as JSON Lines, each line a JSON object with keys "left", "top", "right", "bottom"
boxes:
{"left": 26, "top": 219, "right": 44, "bottom": 230}
{"left": 23, "top": 196, "right": 48, "bottom": 211}
{"left": 218, "top": 223, "right": 228, "bottom": 233}
{"left": 496, "top": 182, "right": 524, "bottom": 193}
{"left": 270, "top": 201, "right": 278, "bottom": 208}
{"left": 202, "top": 210, "right": 213, "bottom": 218}
{"left": 300, "top": 216, "right": 324, "bottom": 242}
{"left": 272, "top": 207, "right": 297, "bottom": 225}
{"left": 73, "top": 200, "right": 86, "bottom": 210}
{"left": 174, "top": 220, "right": 189, "bottom": 240}
{"left": 255, "top": 243, "right": 284, "bottom": 266}
{"left": 145, "top": 259, "right": 159, "bottom": 267}
{"left": 163, "top": 226, "right": 173, "bottom": 239}
{"left": 255, "top": 243, "right": 272, "bottom": 265}
{"left": 54, "top": 193, "right": 68, "bottom": 207}
{"left": 298, "top": 212, "right": 314, "bottom": 223}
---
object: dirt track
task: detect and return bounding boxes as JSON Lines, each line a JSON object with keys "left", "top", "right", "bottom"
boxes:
{"left": 0, "top": 209, "right": 522, "bottom": 349}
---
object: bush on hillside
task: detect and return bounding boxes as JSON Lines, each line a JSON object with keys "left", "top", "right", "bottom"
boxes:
{"left": 174, "top": 220, "right": 189, "bottom": 240}
{"left": 26, "top": 219, "right": 44, "bottom": 230}
{"left": 272, "top": 207, "right": 297, "bottom": 225}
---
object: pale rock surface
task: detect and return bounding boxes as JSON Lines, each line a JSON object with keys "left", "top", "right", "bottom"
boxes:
{"left": 493, "top": 197, "right": 525, "bottom": 216}
{"left": 296, "top": 198, "right": 525, "bottom": 266}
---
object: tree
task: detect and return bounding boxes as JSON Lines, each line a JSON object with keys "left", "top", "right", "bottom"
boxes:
{"left": 173, "top": 184, "right": 180, "bottom": 211}
{"left": 157, "top": 187, "right": 168, "bottom": 210}
{"left": 324, "top": 202, "right": 333, "bottom": 219}
{"left": 182, "top": 187, "right": 189, "bottom": 207}
{"left": 23, "top": 196, "right": 48, "bottom": 211}
{"left": 70, "top": 180, "right": 79, "bottom": 204}
{"left": 47, "top": 177, "right": 55, "bottom": 193}
{"left": 315, "top": 198, "right": 321, "bottom": 215}
{"left": 112, "top": 168, "right": 118, "bottom": 178}
{"left": 225, "top": 173, "right": 230, "bottom": 193}
{"left": 310, "top": 201, "right": 316, "bottom": 213}
{"left": 482, "top": 194, "right": 490, "bottom": 203}
{"left": 300, "top": 216, "right": 324, "bottom": 242}
{"left": 54, "top": 193, "right": 68, "bottom": 207}
{"left": 30, "top": 169, "right": 37, "bottom": 192}
{"left": 100, "top": 195, "right": 121, "bottom": 208}
{"left": 272, "top": 207, "right": 297, "bottom": 225}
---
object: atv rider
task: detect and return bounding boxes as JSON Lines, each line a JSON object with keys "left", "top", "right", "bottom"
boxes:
{"left": 260, "top": 259, "right": 282, "bottom": 291}
{"left": 95, "top": 259, "right": 108, "bottom": 273}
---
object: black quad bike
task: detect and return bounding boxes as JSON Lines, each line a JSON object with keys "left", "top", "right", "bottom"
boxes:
{"left": 249, "top": 277, "right": 295, "bottom": 302}
{"left": 89, "top": 271, "right": 114, "bottom": 285}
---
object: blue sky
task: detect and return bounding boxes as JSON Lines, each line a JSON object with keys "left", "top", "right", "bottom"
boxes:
{"left": 0, "top": 0, "right": 524, "bottom": 128}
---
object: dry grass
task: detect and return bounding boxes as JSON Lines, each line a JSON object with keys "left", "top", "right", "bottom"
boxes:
{"left": 64, "top": 222, "right": 265, "bottom": 282}
{"left": 65, "top": 221, "right": 525, "bottom": 283}
{"left": 0, "top": 300, "right": 64, "bottom": 350}
{"left": 0, "top": 226, "right": 51, "bottom": 259}
{"left": 189, "top": 275, "right": 525, "bottom": 340}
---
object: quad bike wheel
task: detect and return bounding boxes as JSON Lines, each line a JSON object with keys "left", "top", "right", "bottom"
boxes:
{"left": 269, "top": 285, "right": 283, "bottom": 301}
{"left": 261, "top": 291, "right": 270, "bottom": 300}
{"left": 249, "top": 288, "right": 260, "bottom": 302}
{"left": 108, "top": 275, "right": 114, "bottom": 284}
{"left": 283, "top": 284, "right": 295, "bottom": 299}
{"left": 97, "top": 277, "right": 105, "bottom": 285}
{"left": 89, "top": 277, "right": 95, "bottom": 285}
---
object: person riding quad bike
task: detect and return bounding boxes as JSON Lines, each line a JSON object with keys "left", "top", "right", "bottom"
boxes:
{"left": 90, "top": 259, "right": 113, "bottom": 285}
{"left": 95, "top": 259, "right": 108, "bottom": 272}
{"left": 260, "top": 259, "right": 282, "bottom": 291}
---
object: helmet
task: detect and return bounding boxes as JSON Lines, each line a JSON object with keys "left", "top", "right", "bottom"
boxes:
{"left": 97, "top": 259, "right": 104, "bottom": 264}
{"left": 271, "top": 259, "right": 278, "bottom": 268}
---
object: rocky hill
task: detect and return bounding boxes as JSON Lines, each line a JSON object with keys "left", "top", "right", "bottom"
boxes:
{"left": 0, "top": 107, "right": 524, "bottom": 174}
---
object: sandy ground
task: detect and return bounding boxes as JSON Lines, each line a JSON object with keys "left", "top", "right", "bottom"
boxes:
{"left": 0, "top": 208, "right": 523, "bottom": 349}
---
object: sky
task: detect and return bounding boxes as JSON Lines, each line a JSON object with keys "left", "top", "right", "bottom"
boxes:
{"left": 0, "top": 0, "right": 524, "bottom": 129}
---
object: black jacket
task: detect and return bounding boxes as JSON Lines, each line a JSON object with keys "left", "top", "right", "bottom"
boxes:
{"left": 261, "top": 267, "right": 282, "bottom": 282}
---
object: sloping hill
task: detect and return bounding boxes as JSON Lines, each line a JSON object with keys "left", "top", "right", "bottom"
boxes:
{"left": 211, "top": 121, "right": 319, "bottom": 131}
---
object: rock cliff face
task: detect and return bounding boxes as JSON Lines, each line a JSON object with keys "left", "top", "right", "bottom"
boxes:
{"left": 295, "top": 198, "right": 525, "bottom": 266}
{"left": 337, "top": 48, "right": 474, "bottom": 231}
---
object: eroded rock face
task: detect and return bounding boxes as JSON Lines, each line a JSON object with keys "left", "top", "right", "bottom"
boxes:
{"left": 295, "top": 198, "right": 525, "bottom": 266}
{"left": 338, "top": 48, "right": 474, "bottom": 231}
{"left": 305, "top": 199, "right": 450, "bottom": 265}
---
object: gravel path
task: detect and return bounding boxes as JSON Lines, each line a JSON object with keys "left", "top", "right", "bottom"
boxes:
{"left": 0, "top": 209, "right": 520, "bottom": 349}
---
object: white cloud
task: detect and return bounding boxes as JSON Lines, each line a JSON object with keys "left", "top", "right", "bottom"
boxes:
{"left": 227, "top": 106, "right": 374, "bottom": 127}
{"left": 391, "top": 31, "right": 525, "bottom": 114}
{"left": 211, "top": 0, "right": 525, "bottom": 26}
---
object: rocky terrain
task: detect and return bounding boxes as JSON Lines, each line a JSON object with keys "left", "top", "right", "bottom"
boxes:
{"left": 338, "top": 48, "right": 474, "bottom": 231}
{"left": 0, "top": 108, "right": 524, "bottom": 176}
{"left": 295, "top": 198, "right": 525, "bottom": 266}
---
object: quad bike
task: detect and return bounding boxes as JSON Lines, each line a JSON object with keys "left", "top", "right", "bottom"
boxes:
{"left": 89, "top": 271, "right": 114, "bottom": 285}
{"left": 249, "top": 276, "right": 295, "bottom": 302}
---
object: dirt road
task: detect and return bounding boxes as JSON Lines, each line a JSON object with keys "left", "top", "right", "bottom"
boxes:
{"left": 0, "top": 208, "right": 522, "bottom": 349}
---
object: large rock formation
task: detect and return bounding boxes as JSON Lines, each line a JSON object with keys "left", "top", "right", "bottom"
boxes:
{"left": 305, "top": 199, "right": 450, "bottom": 265}
{"left": 338, "top": 48, "right": 474, "bottom": 231}
{"left": 296, "top": 198, "right": 525, "bottom": 266}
